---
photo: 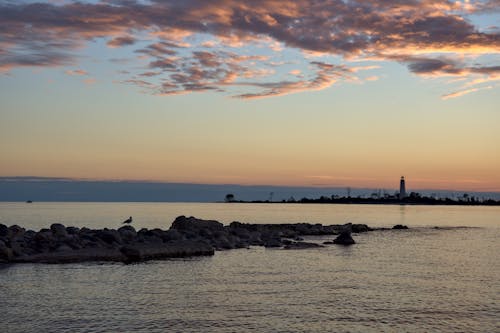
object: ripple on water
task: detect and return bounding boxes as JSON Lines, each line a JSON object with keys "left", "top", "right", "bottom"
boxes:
{"left": 1, "top": 227, "right": 499, "bottom": 332}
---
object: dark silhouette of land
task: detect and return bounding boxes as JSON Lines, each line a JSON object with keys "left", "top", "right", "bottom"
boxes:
{"left": 229, "top": 191, "right": 500, "bottom": 206}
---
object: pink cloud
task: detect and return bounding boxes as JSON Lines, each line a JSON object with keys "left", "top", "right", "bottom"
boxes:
{"left": 0, "top": 0, "right": 498, "bottom": 99}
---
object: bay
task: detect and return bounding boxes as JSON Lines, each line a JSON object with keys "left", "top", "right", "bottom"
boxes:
{"left": 0, "top": 203, "right": 499, "bottom": 332}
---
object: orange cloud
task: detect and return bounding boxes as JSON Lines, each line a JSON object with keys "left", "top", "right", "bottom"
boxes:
{"left": 0, "top": 0, "right": 498, "bottom": 99}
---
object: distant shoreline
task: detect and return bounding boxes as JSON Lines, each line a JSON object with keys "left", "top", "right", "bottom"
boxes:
{"left": 225, "top": 198, "right": 500, "bottom": 206}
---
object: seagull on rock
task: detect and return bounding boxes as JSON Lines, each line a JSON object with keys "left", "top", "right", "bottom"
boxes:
{"left": 123, "top": 216, "right": 133, "bottom": 224}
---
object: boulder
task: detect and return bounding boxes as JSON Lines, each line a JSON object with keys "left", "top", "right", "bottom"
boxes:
{"left": 120, "top": 246, "right": 142, "bottom": 262}
{"left": 8, "top": 225, "right": 25, "bottom": 238}
{"left": 0, "top": 224, "right": 8, "bottom": 237}
{"left": 0, "top": 240, "right": 13, "bottom": 262}
{"left": 170, "top": 216, "right": 224, "bottom": 231}
{"left": 55, "top": 244, "right": 73, "bottom": 253}
{"left": 393, "top": 224, "right": 409, "bottom": 230}
{"left": 332, "top": 230, "right": 355, "bottom": 245}
{"left": 66, "top": 227, "right": 80, "bottom": 235}
{"left": 50, "top": 223, "right": 68, "bottom": 238}
{"left": 351, "top": 224, "right": 371, "bottom": 233}
{"left": 95, "top": 229, "right": 122, "bottom": 245}
{"left": 263, "top": 237, "right": 282, "bottom": 248}
{"left": 162, "top": 229, "right": 183, "bottom": 242}
{"left": 118, "top": 225, "right": 137, "bottom": 242}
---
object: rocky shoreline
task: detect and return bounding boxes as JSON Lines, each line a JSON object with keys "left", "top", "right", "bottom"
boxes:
{"left": 0, "top": 216, "right": 406, "bottom": 264}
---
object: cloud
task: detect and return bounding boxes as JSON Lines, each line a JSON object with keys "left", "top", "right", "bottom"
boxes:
{"left": 441, "top": 85, "right": 493, "bottom": 100}
{"left": 107, "top": 35, "right": 136, "bottom": 48}
{"left": 0, "top": 0, "right": 498, "bottom": 98}
{"left": 65, "top": 69, "right": 88, "bottom": 76}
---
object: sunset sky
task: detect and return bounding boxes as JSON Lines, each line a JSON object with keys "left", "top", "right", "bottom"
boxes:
{"left": 1, "top": 0, "right": 499, "bottom": 191}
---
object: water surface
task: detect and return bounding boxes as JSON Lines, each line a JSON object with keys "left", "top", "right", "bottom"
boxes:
{"left": 0, "top": 203, "right": 498, "bottom": 332}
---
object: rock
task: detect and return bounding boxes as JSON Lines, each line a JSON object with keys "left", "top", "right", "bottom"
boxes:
{"left": 118, "top": 225, "right": 137, "bottom": 242}
{"left": 66, "top": 227, "right": 80, "bottom": 235}
{"left": 284, "top": 241, "right": 323, "bottom": 249}
{"left": 393, "top": 224, "right": 409, "bottom": 229}
{"left": 171, "top": 216, "right": 224, "bottom": 231}
{"left": 8, "top": 225, "right": 25, "bottom": 238}
{"left": 351, "top": 224, "right": 371, "bottom": 233}
{"left": 10, "top": 236, "right": 27, "bottom": 256}
{"left": 50, "top": 223, "right": 68, "bottom": 238}
{"left": 95, "top": 229, "right": 122, "bottom": 245}
{"left": 55, "top": 244, "right": 73, "bottom": 252}
{"left": 332, "top": 230, "right": 355, "bottom": 245}
{"left": 162, "top": 229, "right": 183, "bottom": 242}
{"left": 263, "top": 237, "right": 282, "bottom": 248}
{"left": 120, "top": 246, "right": 142, "bottom": 262}
{"left": 0, "top": 224, "right": 8, "bottom": 237}
{"left": 24, "top": 230, "right": 36, "bottom": 241}
{"left": 1, "top": 217, "right": 384, "bottom": 264}
{"left": 0, "top": 240, "right": 13, "bottom": 262}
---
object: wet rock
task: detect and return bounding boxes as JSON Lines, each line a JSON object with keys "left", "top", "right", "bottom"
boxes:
{"left": 66, "top": 227, "right": 80, "bottom": 235}
{"left": 96, "top": 229, "right": 122, "bottom": 245}
{"left": 50, "top": 223, "right": 68, "bottom": 238}
{"left": 120, "top": 246, "right": 141, "bottom": 262}
{"left": 55, "top": 244, "right": 73, "bottom": 253}
{"left": 0, "top": 224, "right": 8, "bottom": 237}
{"left": 332, "top": 230, "right": 355, "bottom": 245}
{"left": 162, "top": 229, "right": 183, "bottom": 242}
{"left": 0, "top": 240, "right": 13, "bottom": 262}
{"left": 1, "top": 217, "right": 386, "bottom": 264}
{"left": 118, "top": 225, "right": 137, "bottom": 242}
{"left": 351, "top": 224, "right": 372, "bottom": 233}
{"left": 8, "top": 225, "right": 25, "bottom": 238}
{"left": 263, "top": 237, "right": 282, "bottom": 248}
{"left": 393, "top": 224, "right": 409, "bottom": 229}
{"left": 171, "top": 216, "right": 224, "bottom": 231}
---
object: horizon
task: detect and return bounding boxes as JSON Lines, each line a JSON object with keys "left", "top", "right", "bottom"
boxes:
{"left": 2, "top": 175, "right": 500, "bottom": 193}
{"left": 2, "top": 176, "right": 500, "bottom": 203}
{"left": 1, "top": 1, "right": 499, "bottom": 192}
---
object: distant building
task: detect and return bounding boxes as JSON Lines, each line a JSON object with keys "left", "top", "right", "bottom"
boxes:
{"left": 399, "top": 176, "right": 407, "bottom": 199}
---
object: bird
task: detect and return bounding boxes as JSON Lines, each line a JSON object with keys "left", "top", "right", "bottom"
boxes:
{"left": 122, "top": 216, "right": 133, "bottom": 224}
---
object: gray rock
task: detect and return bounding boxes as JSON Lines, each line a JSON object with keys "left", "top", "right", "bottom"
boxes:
{"left": 66, "top": 227, "right": 80, "bottom": 235}
{"left": 162, "top": 229, "right": 183, "bottom": 242}
{"left": 118, "top": 225, "right": 137, "bottom": 242}
{"left": 8, "top": 225, "right": 25, "bottom": 238}
{"left": 393, "top": 224, "right": 409, "bottom": 229}
{"left": 351, "top": 224, "right": 372, "bottom": 233}
{"left": 171, "top": 216, "right": 224, "bottom": 231}
{"left": 50, "top": 223, "right": 68, "bottom": 238}
{"left": 263, "top": 237, "right": 282, "bottom": 248}
{"left": 0, "top": 224, "right": 8, "bottom": 237}
{"left": 120, "top": 246, "right": 141, "bottom": 262}
{"left": 96, "top": 229, "right": 122, "bottom": 245}
{"left": 0, "top": 240, "right": 13, "bottom": 262}
{"left": 55, "top": 244, "right": 73, "bottom": 252}
{"left": 332, "top": 230, "right": 355, "bottom": 245}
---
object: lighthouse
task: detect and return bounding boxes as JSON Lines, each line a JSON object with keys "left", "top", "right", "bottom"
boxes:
{"left": 399, "top": 176, "right": 406, "bottom": 199}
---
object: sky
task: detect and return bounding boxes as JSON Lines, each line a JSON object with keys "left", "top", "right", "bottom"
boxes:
{"left": 0, "top": 0, "right": 499, "bottom": 192}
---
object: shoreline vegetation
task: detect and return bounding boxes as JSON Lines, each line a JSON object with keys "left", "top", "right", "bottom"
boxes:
{"left": 224, "top": 192, "right": 500, "bottom": 206}
{"left": 0, "top": 216, "right": 409, "bottom": 265}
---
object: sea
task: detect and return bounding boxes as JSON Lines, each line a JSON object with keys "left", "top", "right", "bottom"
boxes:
{"left": 0, "top": 202, "right": 499, "bottom": 332}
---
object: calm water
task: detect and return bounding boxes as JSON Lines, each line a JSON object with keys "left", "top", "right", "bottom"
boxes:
{"left": 1, "top": 203, "right": 499, "bottom": 332}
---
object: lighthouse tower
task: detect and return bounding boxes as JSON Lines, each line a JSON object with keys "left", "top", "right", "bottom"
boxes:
{"left": 399, "top": 176, "right": 406, "bottom": 199}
